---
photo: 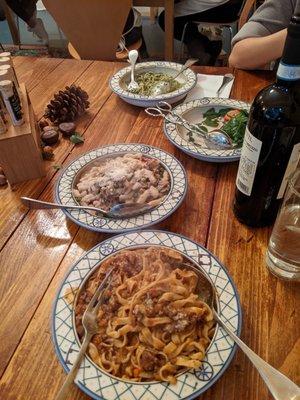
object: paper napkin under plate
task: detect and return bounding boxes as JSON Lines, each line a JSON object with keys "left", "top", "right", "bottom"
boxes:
{"left": 185, "top": 73, "right": 235, "bottom": 102}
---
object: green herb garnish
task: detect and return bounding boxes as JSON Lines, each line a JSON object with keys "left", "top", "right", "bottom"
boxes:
{"left": 202, "top": 117, "right": 219, "bottom": 127}
{"left": 70, "top": 133, "right": 84, "bottom": 144}
{"left": 222, "top": 109, "right": 249, "bottom": 147}
{"left": 203, "top": 107, "right": 229, "bottom": 118}
{"left": 53, "top": 164, "right": 63, "bottom": 170}
{"left": 189, "top": 107, "right": 249, "bottom": 147}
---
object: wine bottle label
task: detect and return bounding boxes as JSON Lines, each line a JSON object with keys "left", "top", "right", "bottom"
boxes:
{"left": 236, "top": 127, "right": 262, "bottom": 196}
{"left": 277, "top": 143, "right": 300, "bottom": 199}
{"left": 0, "top": 80, "right": 23, "bottom": 126}
{"left": 277, "top": 62, "right": 300, "bottom": 81}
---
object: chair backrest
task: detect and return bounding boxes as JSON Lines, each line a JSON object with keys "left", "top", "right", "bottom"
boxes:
{"left": 238, "top": 0, "right": 257, "bottom": 30}
{"left": 43, "top": 0, "right": 131, "bottom": 60}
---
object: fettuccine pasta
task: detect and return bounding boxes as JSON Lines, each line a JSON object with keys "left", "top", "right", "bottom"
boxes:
{"left": 75, "top": 247, "right": 215, "bottom": 384}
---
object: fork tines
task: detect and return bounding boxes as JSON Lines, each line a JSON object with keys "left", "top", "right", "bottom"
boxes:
{"left": 85, "top": 268, "right": 115, "bottom": 313}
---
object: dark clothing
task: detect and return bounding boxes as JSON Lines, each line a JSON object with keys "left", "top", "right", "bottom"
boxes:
{"left": 5, "top": 0, "right": 36, "bottom": 23}
{"left": 123, "top": 8, "right": 142, "bottom": 48}
{"left": 158, "top": 0, "right": 242, "bottom": 63}
{"left": 159, "top": 0, "right": 243, "bottom": 43}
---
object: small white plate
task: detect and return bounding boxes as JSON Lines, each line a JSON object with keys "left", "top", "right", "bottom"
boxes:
{"left": 55, "top": 143, "right": 187, "bottom": 233}
{"left": 52, "top": 230, "right": 242, "bottom": 400}
{"left": 164, "top": 98, "right": 250, "bottom": 163}
{"left": 109, "top": 61, "right": 197, "bottom": 107}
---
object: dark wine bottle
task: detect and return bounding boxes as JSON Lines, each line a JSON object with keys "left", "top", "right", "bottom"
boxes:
{"left": 233, "top": 5, "right": 300, "bottom": 227}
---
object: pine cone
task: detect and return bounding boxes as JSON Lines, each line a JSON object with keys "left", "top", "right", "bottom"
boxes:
{"left": 44, "top": 85, "right": 89, "bottom": 124}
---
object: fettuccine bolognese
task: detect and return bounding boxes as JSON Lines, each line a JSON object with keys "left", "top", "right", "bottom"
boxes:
{"left": 75, "top": 247, "right": 214, "bottom": 384}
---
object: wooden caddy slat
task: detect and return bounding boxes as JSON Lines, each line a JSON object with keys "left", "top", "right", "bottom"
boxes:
{"left": 0, "top": 83, "right": 45, "bottom": 185}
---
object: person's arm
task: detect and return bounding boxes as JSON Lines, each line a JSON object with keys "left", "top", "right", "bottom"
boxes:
{"left": 229, "top": 0, "right": 295, "bottom": 70}
{"left": 229, "top": 29, "right": 287, "bottom": 69}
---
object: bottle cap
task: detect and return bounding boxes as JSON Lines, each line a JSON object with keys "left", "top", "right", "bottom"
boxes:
{"left": 0, "top": 52, "right": 11, "bottom": 58}
{"left": 0, "top": 57, "right": 11, "bottom": 65}
{"left": 0, "top": 66, "right": 18, "bottom": 89}
{"left": 0, "top": 80, "right": 14, "bottom": 98}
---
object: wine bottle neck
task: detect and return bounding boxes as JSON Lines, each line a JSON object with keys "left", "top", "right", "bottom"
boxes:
{"left": 276, "top": 15, "right": 300, "bottom": 83}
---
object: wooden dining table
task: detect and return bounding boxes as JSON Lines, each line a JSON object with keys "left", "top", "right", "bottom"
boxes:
{"left": 0, "top": 57, "right": 299, "bottom": 400}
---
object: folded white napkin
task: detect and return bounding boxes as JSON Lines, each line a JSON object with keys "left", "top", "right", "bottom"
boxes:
{"left": 185, "top": 73, "right": 235, "bottom": 102}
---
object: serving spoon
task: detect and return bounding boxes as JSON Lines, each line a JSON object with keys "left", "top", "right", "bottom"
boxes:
{"left": 180, "top": 262, "right": 300, "bottom": 400}
{"left": 127, "top": 49, "right": 139, "bottom": 92}
{"left": 150, "top": 58, "right": 198, "bottom": 96}
{"left": 21, "top": 197, "right": 153, "bottom": 218}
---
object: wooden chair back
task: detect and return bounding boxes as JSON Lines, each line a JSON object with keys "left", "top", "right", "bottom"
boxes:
{"left": 238, "top": 0, "right": 257, "bottom": 30}
{"left": 43, "top": 0, "right": 132, "bottom": 60}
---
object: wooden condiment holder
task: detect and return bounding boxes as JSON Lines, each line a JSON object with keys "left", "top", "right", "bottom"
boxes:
{"left": 0, "top": 83, "right": 45, "bottom": 185}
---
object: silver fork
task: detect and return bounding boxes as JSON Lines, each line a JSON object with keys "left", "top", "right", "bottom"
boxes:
{"left": 55, "top": 268, "right": 114, "bottom": 400}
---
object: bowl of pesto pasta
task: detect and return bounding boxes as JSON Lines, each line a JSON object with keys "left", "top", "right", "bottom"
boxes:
{"left": 109, "top": 61, "right": 197, "bottom": 107}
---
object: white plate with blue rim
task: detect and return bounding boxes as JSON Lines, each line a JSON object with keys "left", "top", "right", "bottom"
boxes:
{"left": 55, "top": 143, "right": 187, "bottom": 233}
{"left": 109, "top": 61, "right": 197, "bottom": 107}
{"left": 163, "top": 98, "right": 250, "bottom": 163}
{"left": 52, "top": 229, "right": 242, "bottom": 400}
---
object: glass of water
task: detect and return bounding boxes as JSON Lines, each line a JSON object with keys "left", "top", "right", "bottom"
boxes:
{"left": 266, "top": 168, "right": 300, "bottom": 281}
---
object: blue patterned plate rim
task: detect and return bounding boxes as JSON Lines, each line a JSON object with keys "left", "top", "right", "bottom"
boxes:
{"left": 164, "top": 98, "right": 250, "bottom": 161}
{"left": 109, "top": 61, "right": 197, "bottom": 101}
{"left": 52, "top": 229, "right": 242, "bottom": 400}
{"left": 55, "top": 143, "right": 188, "bottom": 233}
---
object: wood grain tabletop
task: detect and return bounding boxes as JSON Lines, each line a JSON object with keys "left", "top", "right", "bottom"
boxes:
{"left": 0, "top": 57, "right": 298, "bottom": 400}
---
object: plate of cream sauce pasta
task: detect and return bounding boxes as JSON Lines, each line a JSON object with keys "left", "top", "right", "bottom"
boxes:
{"left": 73, "top": 153, "right": 170, "bottom": 212}
{"left": 52, "top": 230, "right": 242, "bottom": 400}
{"left": 55, "top": 144, "right": 187, "bottom": 233}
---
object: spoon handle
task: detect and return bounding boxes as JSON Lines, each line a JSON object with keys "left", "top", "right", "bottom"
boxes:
{"left": 128, "top": 49, "right": 138, "bottom": 84}
{"left": 173, "top": 58, "right": 198, "bottom": 79}
{"left": 21, "top": 197, "right": 106, "bottom": 214}
{"left": 21, "top": 197, "right": 153, "bottom": 218}
{"left": 130, "top": 62, "right": 135, "bottom": 84}
{"left": 214, "top": 311, "right": 300, "bottom": 400}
